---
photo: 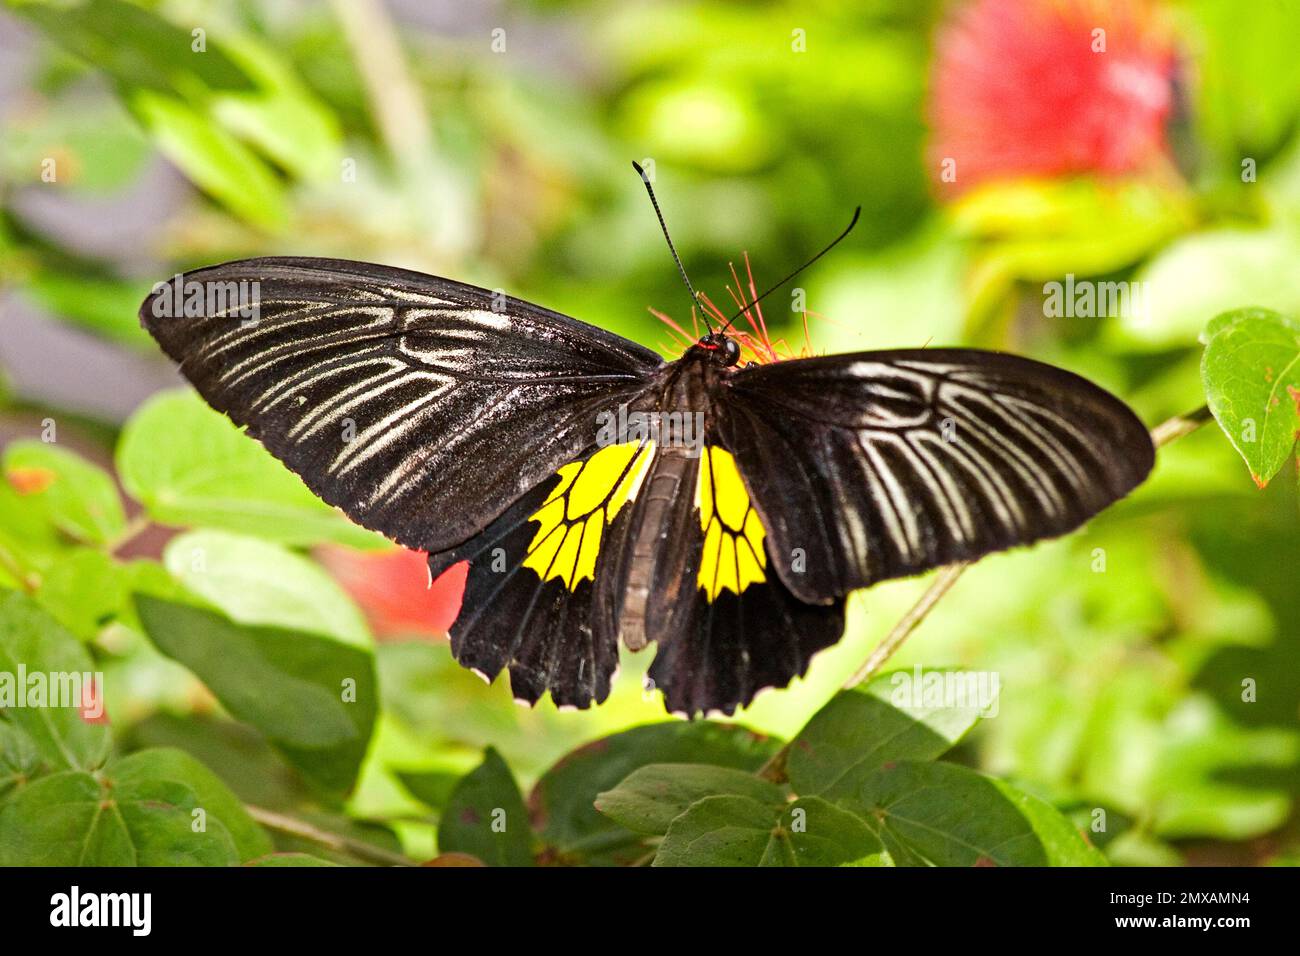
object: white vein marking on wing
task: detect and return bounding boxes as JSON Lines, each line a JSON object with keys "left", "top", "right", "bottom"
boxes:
{"left": 215, "top": 306, "right": 394, "bottom": 387}
{"left": 908, "top": 432, "right": 977, "bottom": 543}
{"left": 328, "top": 374, "right": 458, "bottom": 477}
{"left": 441, "top": 307, "right": 512, "bottom": 331}
{"left": 942, "top": 384, "right": 1068, "bottom": 518}
{"left": 856, "top": 440, "right": 908, "bottom": 565}
{"left": 872, "top": 431, "right": 968, "bottom": 547}
{"left": 289, "top": 366, "right": 416, "bottom": 442}
{"left": 989, "top": 393, "right": 1090, "bottom": 495}
{"left": 858, "top": 434, "right": 921, "bottom": 559}
{"left": 921, "top": 425, "right": 1025, "bottom": 534}
{"left": 895, "top": 359, "right": 967, "bottom": 375}
{"left": 358, "top": 384, "right": 535, "bottom": 508}
{"left": 413, "top": 325, "right": 493, "bottom": 342}
{"left": 997, "top": 394, "right": 1106, "bottom": 484}
{"left": 378, "top": 286, "right": 454, "bottom": 307}
{"left": 200, "top": 300, "right": 330, "bottom": 359}
{"left": 251, "top": 356, "right": 401, "bottom": 414}
{"left": 820, "top": 434, "right": 871, "bottom": 568}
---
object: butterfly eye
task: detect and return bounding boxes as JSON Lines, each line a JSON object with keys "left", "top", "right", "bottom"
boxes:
{"left": 721, "top": 337, "right": 742, "bottom": 366}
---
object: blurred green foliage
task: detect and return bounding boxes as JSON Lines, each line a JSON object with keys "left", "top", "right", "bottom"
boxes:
{"left": 0, "top": 0, "right": 1298, "bottom": 866}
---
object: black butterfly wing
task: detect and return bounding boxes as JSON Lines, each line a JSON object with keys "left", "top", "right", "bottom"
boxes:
{"left": 139, "top": 257, "right": 663, "bottom": 553}
{"left": 423, "top": 438, "right": 655, "bottom": 709}
{"left": 422, "top": 428, "right": 843, "bottom": 715}
{"left": 718, "top": 349, "right": 1154, "bottom": 604}
{"left": 641, "top": 445, "right": 845, "bottom": 718}
{"left": 618, "top": 442, "right": 842, "bottom": 718}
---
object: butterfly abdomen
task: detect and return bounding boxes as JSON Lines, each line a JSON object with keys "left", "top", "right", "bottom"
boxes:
{"left": 619, "top": 447, "right": 695, "bottom": 650}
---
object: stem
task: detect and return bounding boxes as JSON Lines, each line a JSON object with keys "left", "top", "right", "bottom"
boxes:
{"left": 758, "top": 403, "right": 1213, "bottom": 782}
{"left": 844, "top": 563, "right": 968, "bottom": 688}
{"left": 1150, "top": 404, "right": 1213, "bottom": 449}
{"left": 0, "top": 543, "right": 38, "bottom": 593}
{"left": 245, "top": 805, "right": 418, "bottom": 867}
{"left": 330, "top": 0, "right": 433, "bottom": 176}
{"left": 107, "top": 512, "right": 152, "bottom": 556}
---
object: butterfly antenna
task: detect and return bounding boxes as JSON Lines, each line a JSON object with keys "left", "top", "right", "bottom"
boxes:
{"left": 632, "top": 161, "right": 712, "bottom": 332}
{"left": 718, "top": 206, "right": 861, "bottom": 335}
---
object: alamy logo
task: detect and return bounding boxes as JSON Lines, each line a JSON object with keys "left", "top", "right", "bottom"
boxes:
{"left": 596, "top": 403, "right": 705, "bottom": 458}
{"left": 889, "top": 666, "right": 1001, "bottom": 718}
{"left": 50, "top": 886, "right": 151, "bottom": 936}
{"left": 0, "top": 666, "right": 103, "bottom": 720}
{"left": 150, "top": 273, "right": 261, "bottom": 325}
{"left": 1042, "top": 274, "right": 1149, "bottom": 322}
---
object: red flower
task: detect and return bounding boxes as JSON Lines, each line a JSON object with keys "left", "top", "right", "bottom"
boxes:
{"left": 317, "top": 546, "right": 466, "bottom": 639}
{"left": 928, "top": 0, "right": 1176, "bottom": 193}
{"left": 80, "top": 676, "right": 108, "bottom": 725}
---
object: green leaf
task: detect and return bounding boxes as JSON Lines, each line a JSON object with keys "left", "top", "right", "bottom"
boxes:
{"left": 0, "top": 480, "right": 70, "bottom": 585}
{"left": 1187, "top": 0, "right": 1300, "bottom": 160}
{"left": 846, "top": 761, "right": 1102, "bottom": 867}
{"left": 247, "top": 852, "right": 339, "bottom": 866}
{"left": 653, "top": 795, "right": 889, "bottom": 867}
{"left": 652, "top": 794, "right": 775, "bottom": 867}
{"left": 438, "top": 748, "right": 534, "bottom": 867}
{"left": 1200, "top": 308, "right": 1300, "bottom": 486}
{"left": 133, "top": 595, "right": 377, "bottom": 798}
{"left": 530, "top": 722, "right": 779, "bottom": 866}
{"left": 129, "top": 90, "right": 288, "bottom": 228}
{"left": 21, "top": 271, "right": 153, "bottom": 345}
{"left": 0, "top": 591, "right": 111, "bottom": 771}
{"left": 1127, "top": 230, "right": 1300, "bottom": 348}
{"left": 10, "top": 0, "right": 256, "bottom": 96}
{"left": 164, "top": 530, "right": 371, "bottom": 647}
{"left": 595, "top": 763, "right": 785, "bottom": 836}
{"left": 3, "top": 440, "right": 125, "bottom": 546}
{"left": 1151, "top": 698, "right": 1298, "bottom": 840}
{"left": 1000, "top": 786, "right": 1108, "bottom": 867}
{"left": 0, "top": 767, "right": 239, "bottom": 866}
{"left": 396, "top": 768, "right": 461, "bottom": 813}
{"left": 786, "top": 670, "right": 985, "bottom": 799}
{"left": 121, "top": 711, "right": 314, "bottom": 810}
{"left": 0, "top": 721, "right": 45, "bottom": 798}
{"left": 117, "top": 391, "right": 382, "bottom": 549}
{"left": 0, "top": 98, "right": 151, "bottom": 195}
{"left": 209, "top": 34, "right": 342, "bottom": 184}
{"left": 33, "top": 549, "right": 133, "bottom": 640}
{"left": 110, "top": 747, "right": 272, "bottom": 862}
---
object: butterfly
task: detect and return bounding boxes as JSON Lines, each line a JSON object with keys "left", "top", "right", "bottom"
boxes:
{"left": 139, "top": 176, "right": 1154, "bottom": 717}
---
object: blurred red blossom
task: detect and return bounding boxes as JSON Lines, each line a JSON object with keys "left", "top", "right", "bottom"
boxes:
{"left": 317, "top": 546, "right": 465, "bottom": 640}
{"left": 5, "top": 465, "right": 56, "bottom": 495}
{"left": 80, "top": 676, "right": 107, "bottom": 725}
{"left": 928, "top": 0, "right": 1176, "bottom": 194}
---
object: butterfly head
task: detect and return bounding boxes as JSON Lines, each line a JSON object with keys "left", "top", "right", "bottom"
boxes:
{"left": 695, "top": 332, "right": 742, "bottom": 367}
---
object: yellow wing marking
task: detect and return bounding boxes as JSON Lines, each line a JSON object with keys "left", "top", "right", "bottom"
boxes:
{"left": 696, "top": 446, "right": 767, "bottom": 600}
{"left": 521, "top": 440, "right": 654, "bottom": 589}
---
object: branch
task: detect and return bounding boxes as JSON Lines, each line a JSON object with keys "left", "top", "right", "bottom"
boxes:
{"left": 330, "top": 0, "right": 434, "bottom": 174}
{"left": 107, "top": 512, "right": 152, "bottom": 556}
{"left": 759, "top": 403, "right": 1213, "bottom": 780}
{"left": 844, "top": 563, "right": 968, "bottom": 688}
{"left": 0, "top": 543, "right": 38, "bottom": 593}
{"left": 245, "top": 805, "right": 418, "bottom": 867}
{"left": 1149, "top": 404, "right": 1214, "bottom": 448}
